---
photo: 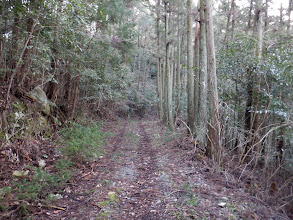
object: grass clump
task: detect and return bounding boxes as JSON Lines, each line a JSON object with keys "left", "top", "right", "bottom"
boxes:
{"left": 0, "top": 165, "right": 73, "bottom": 218}
{"left": 181, "top": 182, "right": 198, "bottom": 207}
{"left": 59, "top": 122, "right": 106, "bottom": 163}
{"left": 12, "top": 167, "right": 69, "bottom": 203}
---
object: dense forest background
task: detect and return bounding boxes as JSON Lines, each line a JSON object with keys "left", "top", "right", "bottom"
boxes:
{"left": 0, "top": 0, "right": 292, "bottom": 218}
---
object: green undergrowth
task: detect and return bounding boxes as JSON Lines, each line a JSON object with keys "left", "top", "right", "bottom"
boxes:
{"left": 0, "top": 121, "right": 108, "bottom": 219}
{"left": 0, "top": 163, "right": 74, "bottom": 219}
{"left": 172, "top": 182, "right": 199, "bottom": 219}
{"left": 59, "top": 122, "right": 106, "bottom": 163}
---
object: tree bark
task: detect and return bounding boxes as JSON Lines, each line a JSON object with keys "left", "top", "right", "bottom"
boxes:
{"left": 206, "top": 0, "right": 221, "bottom": 160}
{"left": 244, "top": 0, "right": 264, "bottom": 161}
{"left": 175, "top": 0, "right": 181, "bottom": 118}
{"left": 165, "top": 1, "right": 174, "bottom": 130}
{"left": 194, "top": 6, "right": 200, "bottom": 131}
{"left": 287, "top": 0, "right": 292, "bottom": 31}
{"left": 187, "top": 0, "right": 194, "bottom": 134}
{"left": 156, "top": 1, "right": 163, "bottom": 119}
{"left": 198, "top": 0, "right": 208, "bottom": 146}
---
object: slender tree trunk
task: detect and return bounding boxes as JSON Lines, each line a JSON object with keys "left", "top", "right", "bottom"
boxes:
{"left": 264, "top": 0, "right": 269, "bottom": 30}
{"left": 70, "top": 75, "right": 80, "bottom": 120}
{"left": 187, "top": 0, "right": 194, "bottom": 133}
{"left": 243, "top": 0, "right": 264, "bottom": 161}
{"left": 164, "top": 0, "right": 173, "bottom": 130}
{"left": 246, "top": 0, "right": 253, "bottom": 34}
{"left": 180, "top": 31, "right": 187, "bottom": 91}
{"left": 157, "top": 20, "right": 163, "bottom": 119}
{"left": 287, "top": 0, "right": 292, "bottom": 31}
{"left": 175, "top": 0, "right": 181, "bottom": 117}
{"left": 10, "top": 7, "right": 20, "bottom": 80}
{"left": 137, "top": 38, "right": 141, "bottom": 91}
{"left": 194, "top": 17, "right": 200, "bottom": 130}
{"left": 252, "top": 0, "right": 264, "bottom": 160}
{"left": 47, "top": 1, "right": 62, "bottom": 101}
{"left": 231, "top": 0, "right": 236, "bottom": 41}
{"left": 197, "top": 0, "right": 208, "bottom": 146}
{"left": 162, "top": 4, "right": 168, "bottom": 124}
{"left": 19, "top": 17, "right": 34, "bottom": 87}
{"left": 206, "top": 0, "right": 221, "bottom": 160}
{"left": 224, "top": 0, "right": 235, "bottom": 45}
{"left": 280, "top": 3, "right": 284, "bottom": 28}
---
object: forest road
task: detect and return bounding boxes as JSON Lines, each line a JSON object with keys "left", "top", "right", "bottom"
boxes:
{"left": 52, "top": 119, "right": 177, "bottom": 219}
{"left": 103, "top": 120, "right": 177, "bottom": 219}
{"left": 50, "top": 118, "right": 289, "bottom": 220}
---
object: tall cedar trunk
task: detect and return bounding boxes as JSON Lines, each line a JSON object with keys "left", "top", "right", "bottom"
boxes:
{"left": 172, "top": 50, "right": 176, "bottom": 91}
{"left": 194, "top": 17, "right": 200, "bottom": 130}
{"left": 246, "top": 0, "right": 253, "bottom": 34}
{"left": 223, "top": 0, "right": 235, "bottom": 46}
{"left": 252, "top": 0, "right": 264, "bottom": 164}
{"left": 162, "top": 6, "right": 167, "bottom": 124}
{"left": 288, "top": 0, "right": 292, "bottom": 31}
{"left": 244, "top": 0, "right": 254, "bottom": 153}
{"left": 170, "top": 48, "right": 173, "bottom": 90}
{"left": 175, "top": 0, "right": 181, "bottom": 117}
{"left": 164, "top": 0, "right": 173, "bottom": 130}
{"left": 280, "top": 4, "right": 283, "bottom": 28}
{"left": 231, "top": 0, "right": 236, "bottom": 41}
{"left": 137, "top": 35, "right": 141, "bottom": 91}
{"left": 264, "top": 0, "right": 269, "bottom": 30}
{"left": 162, "top": 19, "right": 167, "bottom": 124}
{"left": 180, "top": 30, "right": 187, "bottom": 91}
{"left": 198, "top": 0, "right": 208, "bottom": 146}
{"left": 156, "top": 0, "right": 163, "bottom": 120}
{"left": 0, "top": 38, "right": 3, "bottom": 80}
{"left": 206, "top": 0, "right": 221, "bottom": 160}
{"left": 187, "top": 0, "right": 194, "bottom": 133}
{"left": 0, "top": 1, "right": 5, "bottom": 80}
{"left": 47, "top": 1, "right": 62, "bottom": 101}
{"left": 244, "top": 0, "right": 264, "bottom": 161}
{"left": 244, "top": 67, "right": 253, "bottom": 159}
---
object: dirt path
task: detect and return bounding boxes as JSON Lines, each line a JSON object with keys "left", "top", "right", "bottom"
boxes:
{"left": 47, "top": 118, "right": 289, "bottom": 220}
{"left": 107, "top": 121, "right": 175, "bottom": 219}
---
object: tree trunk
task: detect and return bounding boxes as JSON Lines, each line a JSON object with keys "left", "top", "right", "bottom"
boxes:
{"left": 198, "top": 0, "right": 208, "bottom": 146}
{"left": 280, "top": 3, "right": 284, "bottom": 28}
{"left": 206, "top": 0, "right": 221, "bottom": 160}
{"left": 47, "top": 1, "right": 62, "bottom": 101}
{"left": 243, "top": 0, "right": 264, "bottom": 161}
{"left": 70, "top": 75, "right": 80, "bottom": 121}
{"left": 175, "top": 0, "right": 181, "bottom": 118}
{"left": 164, "top": 0, "right": 173, "bottom": 130}
{"left": 224, "top": 0, "right": 235, "bottom": 46}
{"left": 187, "top": 0, "right": 194, "bottom": 134}
{"left": 19, "top": 17, "right": 34, "bottom": 87}
{"left": 246, "top": 0, "right": 253, "bottom": 34}
{"left": 194, "top": 7, "right": 200, "bottom": 131}
{"left": 287, "top": 0, "right": 292, "bottom": 31}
